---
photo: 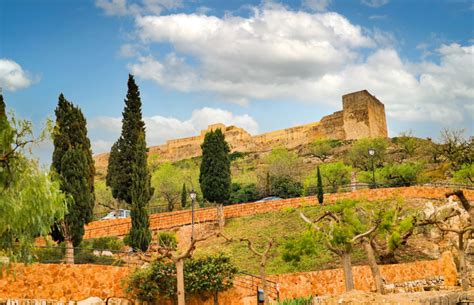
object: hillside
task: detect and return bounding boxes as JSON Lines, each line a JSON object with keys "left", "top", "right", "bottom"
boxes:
{"left": 93, "top": 133, "right": 472, "bottom": 218}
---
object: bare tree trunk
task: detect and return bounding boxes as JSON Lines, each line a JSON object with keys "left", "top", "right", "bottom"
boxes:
{"left": 362, "top": 239, "right": 384, "bottom": 294}
{"left": 341, "top": 252, "right": 354, "bottom": 291}
{"left": 458, "top": 234, "right": 469, "bottom": 291}
{"left": 446, "top": 190, "right": 473, "bottom": 226}
{"left": 65, "top": 237, "right": 74, "bottom": 264}
{"left": 260, "top": 257, "right": 270, "bottom": 304}
{"left": 213, "top": 291, "right": 219, "bottom": 305}
{"left": 176, "top": 259, "right": 185, "bottom": 305}
{"left": 217, "top": 203, "right": 225, "bottom": 230}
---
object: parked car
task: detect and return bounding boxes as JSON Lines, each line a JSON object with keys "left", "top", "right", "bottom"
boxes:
{"left": 255, "top": 196, "right": 283, "bottom": 202}
{"left": 101, "top": 209, "right": 131, "bottom": 220}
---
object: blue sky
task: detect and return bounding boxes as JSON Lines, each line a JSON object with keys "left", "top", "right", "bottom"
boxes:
{"left": 1, "top": 0, "right": 473, "bottom": 160}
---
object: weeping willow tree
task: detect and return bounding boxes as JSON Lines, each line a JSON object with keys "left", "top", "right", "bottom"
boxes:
{"left": 0, "top": 94, "right": 66, "bottom": 262}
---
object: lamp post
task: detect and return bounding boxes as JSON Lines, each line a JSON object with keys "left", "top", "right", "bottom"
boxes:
{"left": 368, "top": 148, "right": 376, "bottom": 188}
{"left": 189, "top": 189, "right": 197, "bottom": 242}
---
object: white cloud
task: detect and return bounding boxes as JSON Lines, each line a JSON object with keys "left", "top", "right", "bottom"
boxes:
{"left": 361, "top": 0, "right": 390, "bottom": 8}
{"left": 89, "top": 108, "right": 259, "bottom": 153}
{"left": 95, "top": 0, "right": 182, "bottom": 16}
{"left": 131, "top": 6, "right": 374, "bottom": 103}
{"left": 0, "top": 59, "right": 35, "bottom": 91}
{"left": 303, "top": 0, "right": 332, "bottom": 12}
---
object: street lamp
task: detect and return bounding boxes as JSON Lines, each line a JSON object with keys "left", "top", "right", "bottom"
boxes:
{"left": 368, "top": 148, "right": 376, "bottom": 188}
{"left": 189, "top": 189, "right": 197, "bottom": 242}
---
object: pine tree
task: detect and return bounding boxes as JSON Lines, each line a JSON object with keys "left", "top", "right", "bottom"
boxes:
{"left": 51, "top": 94, "right": 95, "bottom": 263}
{"left": 317, "top": 166, "right": 324, "bottom": 204}
{"left": 128, "top": 132, "right": 152, "bottom": 251}
{"left": 199, "top": 129, "right": 231, "bottom": 204}
{"left": 106, "top": 74, "right": 150, "bottom": 204}
{"left": 181, "top": 183, "right": 187, "bottom": 208}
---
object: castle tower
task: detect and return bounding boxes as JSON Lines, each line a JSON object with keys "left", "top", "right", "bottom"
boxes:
{"left": 342, "top": 90, "right": 388, "bottom": 139}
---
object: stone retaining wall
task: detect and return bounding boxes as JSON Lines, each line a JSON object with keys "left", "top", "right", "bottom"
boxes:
{"left": 0, "top": 252, "right": 457, "bottom": 303}
{"left": 83, "top": 187, "right": 474, "bottom": 239}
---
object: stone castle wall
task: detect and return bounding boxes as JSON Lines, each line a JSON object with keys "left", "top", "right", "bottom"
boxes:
{"left": 94, "top": 90, "right": 388, "bottom": 168}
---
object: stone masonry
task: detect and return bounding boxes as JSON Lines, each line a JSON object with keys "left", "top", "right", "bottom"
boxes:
{"left": 94, "top": 90, "right": 388, "bottom": 169}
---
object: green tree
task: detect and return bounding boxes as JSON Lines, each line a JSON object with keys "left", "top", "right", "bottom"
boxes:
{"left": 265, "top": 147, "right": 301, "bottom": 178}
{"left": 106, "top": 74, "right": 151, "bottom": 205}
{"left": 0, "top": 96, "right": 66, "bottom": 261}
{"left": 394, "top": 131, "right": 420, "bottom": 159}
{"left": 316, "top": 166, "right": 323, "bottom": 204}
{"left": 128, "top": 132, "right": 152, "bottom": 251}
{"left": 320, "top": 162, "right": 352, "bottom": 193}
{"left": 271, "top": 175, "right": 302, "bottom": 199}
{"left": 229, "top": 183, "right": 260, "bottom": 204}
{"left": 346, "top": 138, "right": 388, "bottom": 170}
{"left": 452, "top": 164, "right": 474, "bottom": 184}
{"left": 51, "top": 94, "right": 95, "bottom": 263}
{"left": 181, "top": 183, "right": 187, "bottom": 208}
{"left": 185, "top": 254, "right": 238, "bottom": 305}
{"left": 152, "top": 162, "right": 182, "bottom": 212}
{"left": 359, "top": 162, "right": 424, "bottom": 187}
{"left": 300, "top": 200, "right": 377, "bottom": 291}
{"left": 310, "top": 139, "right": 340, "bottom": 162}
{"left": 199, "top": 129, "right": 231, "bottom": 204}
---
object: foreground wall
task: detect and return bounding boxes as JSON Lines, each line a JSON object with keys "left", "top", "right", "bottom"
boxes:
{"left": 0, "top": 253, "right": 456, "bottom": 303}
{"left": 84, "top": 187, "right": 474, "bottom": 239}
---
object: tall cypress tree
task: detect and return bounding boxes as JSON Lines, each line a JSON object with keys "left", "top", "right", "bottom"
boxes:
{"left": 0, "top": 94, "right": 13, "bottom": 187}
{"left": 51, "top": 94, "right": 95, "bottom": 261}
{"left": 317, "top": 166, "right": 324, "bottom": 204}
{"left": 181, "top": 183, "right": 187, "bottom": 208}
{"left": 106, "top": 74, "right": 150, "bottom": 204}
{"left": 199, "top": 129, "right": 231, "bottom": 204}
{"left": 107, "top": 75, "right": 152, "bottom": 251}
{"left": 128, "top": 132, "right": 152, "bottom": 251}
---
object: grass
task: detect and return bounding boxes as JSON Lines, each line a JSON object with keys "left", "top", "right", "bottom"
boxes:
{"left": 193, "top": 202, "right": 433, "bottom": 275}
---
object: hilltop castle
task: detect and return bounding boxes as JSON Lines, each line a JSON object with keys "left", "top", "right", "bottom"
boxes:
{"left": 94, "top": 90, "right": 387, "bottom": 170}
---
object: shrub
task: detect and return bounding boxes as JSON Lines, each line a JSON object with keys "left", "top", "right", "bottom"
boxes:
{"left": 277, "top": 296, "right": 313, "bottom": 305}
{"left": 229, "top": 183, "right": 260, "bottom": 204}
{"left": 271, "top": 175, "right": 303, "bottom": 199}
{"left": 320, "top": 162, "right": 352, "bottom": 193}
{"left": 452, "top": 163, "right": 474, "bottom": 184}
{"left": 346, "top": 138, "right": 388, "bottom": 170}
{"left": 359, "top": 162, "right": 424, "bottom": 187}
{"left": 157, "top": 232, "right": 177, "bottom": 250}
{"left": 89, "top": 237, "right": 124, "bottom": 251}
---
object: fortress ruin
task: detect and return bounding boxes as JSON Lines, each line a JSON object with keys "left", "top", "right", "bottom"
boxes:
{"left": 94, "top": 90, "right": 387, "bottom": 169}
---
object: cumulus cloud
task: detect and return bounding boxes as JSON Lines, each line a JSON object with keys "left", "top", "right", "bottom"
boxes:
{"left": 89, "top": 107, "right": 259, "bottom": 153}
{"left": 95, "top": 0, "right": 182, "bottom": 16}
{"left": 131, "top": 6, "right": 374, "bottom": 103}
{"left": 0, "top": 59, "right": 35, "bottom": 91}
{"left": 121, "top": 4, "right": 473, "bottom": 125}
{"left": 361, "top": 0, "right": 390, "bottom": 8}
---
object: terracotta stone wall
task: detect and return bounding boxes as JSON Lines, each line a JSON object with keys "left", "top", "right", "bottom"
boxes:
{"left": 94, "top": 90, "right": 388, "bottom": 171}
{"left": 0, "top": 253, "right": 456, "bottom": 303}
{"left": 84, "top": 187, "right": 474, "bottom": 239}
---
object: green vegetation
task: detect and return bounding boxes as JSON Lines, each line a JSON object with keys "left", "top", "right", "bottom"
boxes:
{"left": 277, "top": 296, "right": 313, "bottom": 305}
{"left": 199, "top": 128, "right": 231, "bottom": 204}
{"left": 108, "top": 75, "right": 153, "bottom": 251}
{"left": 229, "top": 183, "right": 260, "bottom": 204}
{"left": 51, "top": 94, "right": 95, "bottom": 253}
{"left": 359, "top": 162, "right": 425, "bottom": 187}
{"left": 126, "top": 254, "right": 238, "bottom": 303}
{"left": 0, "top": 95, "right": 66, "bottom": 261}
{"left": 453, "top": 163, "right": 474, "bottom": 184}
{"left": 316, "top": 166, "right": 323, "bottom": 204}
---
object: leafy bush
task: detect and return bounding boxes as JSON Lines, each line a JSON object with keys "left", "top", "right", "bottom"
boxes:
{"left": 452, "top": 163, "right": 474, "bottom": 184}
{"left": 346, "top": 138, "right": 388, "bottom": 170}
{"left": 320, "top": 162, "right": 352, "bottom": 192}
{"left": 229, "top": 183, "right": 260, "bottom": 204}
{"left": 277, "top": 296, "right": 313, "bottom": 305}
{"left": 157, "top": 231, "right": 177, "bottom": 250}
{"left": 359, "top": 162, "right": 424, "bottom": 187}
{"left": 125, "top": 254, "right": 238, "bottom": 303}
{"left": 310, "top": 139, "right": 341, "bottom": 161}
{"left": 88, "top": 237, "right": 124, "bottom": 250}
{"left": 270, "top": 175, "right": 303, "bottom": 199}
